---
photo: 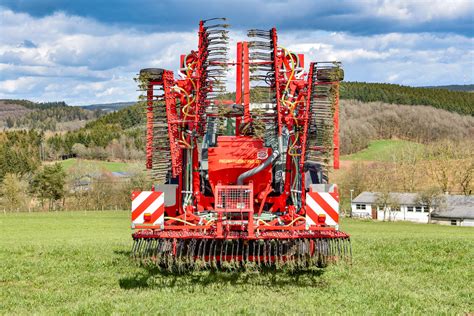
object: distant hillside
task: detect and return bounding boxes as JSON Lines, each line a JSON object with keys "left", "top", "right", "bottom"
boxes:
{"left": 0, "top": 100, "right": 33, "bottom": 121}
{"left": 80, "top": 101, "right": 135, "bottom": 112}
{"left": 423, "top": 84, "right": 474, "bottom": 92}
{"left": 340, "top": 99, "right": 474, "bottom": 154}
{"left": 44, "top": 96, "right": 474, "bottom": 160}
{"left": 45, "top": 102, "right": 144, "bottom": 159}
{"left": 340, "top": 82, "right": 474, "bottom": 115}
{"left": 0, "top": 99, "right": 103, "bottom": 131}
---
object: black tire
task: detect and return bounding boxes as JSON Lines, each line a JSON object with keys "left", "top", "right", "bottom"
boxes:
{"left": 316, "top": 67, "right": 344, "bottom": 82}
{"left": 140, "top": 68, "right": 165, "bottom": 81}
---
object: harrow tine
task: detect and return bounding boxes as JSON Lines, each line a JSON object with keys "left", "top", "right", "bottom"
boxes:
{"left": 279, "top": 239, "right": 284, "bottom": 268}
{"left": 175, "top": 240, "right": 184, "bottom": 272}
{"left": 131, "top": 238, "right": 139, "bottom": 258}
{"left": 245, "top": 241, "right": 250, "bottom": 265}
{"left": 348, "top": 238, "right": 353, "bottom": 264}
{"left": 266, "top": 240, "right": 271, "bottom": 267}
{"left": 139, "top": 238, "right": 147, "bottom": 260}
{"left": 189, "top": 239, "right": 197, "bottom": 268}
{"left": 230, "top": 239, "right": 235, "bottom": 268}
{"left": 196, "top": 239, "right": 203, "bottom": 270}
{"left": 202, "top": 239, "right": 208, "bottom": 268}
{"left": 205, "top": 23, "right": 230, "bottom": 29}
{"left": 234, "top": 239, "right": 242, "bottom": 269}
{"left": 203, "top": 17, "right": 227, "bottom": 23}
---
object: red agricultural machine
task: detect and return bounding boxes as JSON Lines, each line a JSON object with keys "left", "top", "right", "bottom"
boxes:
{"left": 131, "top": 18, "right": 350, "bottom": 270}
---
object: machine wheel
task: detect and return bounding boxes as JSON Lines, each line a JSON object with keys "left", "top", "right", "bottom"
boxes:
{"left": 140, "top": 68, "right": 165, "bottom": 81}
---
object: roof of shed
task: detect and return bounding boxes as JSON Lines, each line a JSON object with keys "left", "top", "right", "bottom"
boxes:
{"left": 431, "top": 195, "right": 474, "bottom": 219}
{"left": 352, "top": 192, "right": 418, "bottom": 205}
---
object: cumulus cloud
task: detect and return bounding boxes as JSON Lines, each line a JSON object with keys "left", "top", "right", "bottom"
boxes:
{"left": 0, "top": 8, "right": 472, "bottom": 104}
{"left": 367, "top": 0, "right": 472, "bottom": 22}
{"left": 1, "top": 0, "right": 472, "bottom": 36}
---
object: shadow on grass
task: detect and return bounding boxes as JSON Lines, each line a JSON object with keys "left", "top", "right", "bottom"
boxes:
{"left": 115, "top": 250, "right": 327, "bottom": 290}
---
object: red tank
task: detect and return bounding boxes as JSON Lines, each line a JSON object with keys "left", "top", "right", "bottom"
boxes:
{"left": 207, "top": 136, "right": 272, "bottom": 195}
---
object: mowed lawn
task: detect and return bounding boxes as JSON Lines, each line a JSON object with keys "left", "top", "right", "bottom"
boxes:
{"left": 1, "top": 212, "right": 473, "bottom": 314}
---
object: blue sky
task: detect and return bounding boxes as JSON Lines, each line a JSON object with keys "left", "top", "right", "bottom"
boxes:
{"left": 0, "top": 0, "right": 473, "bottom": 105}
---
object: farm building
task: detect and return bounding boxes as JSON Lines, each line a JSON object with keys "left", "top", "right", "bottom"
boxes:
{"left": 431, "top": 195, "right": 474, "bottom": 226}
{"left": 351, "top": 192, "right": 474, "bottom": 226}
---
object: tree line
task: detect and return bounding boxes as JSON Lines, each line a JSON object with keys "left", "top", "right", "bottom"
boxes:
{"left": 340, "top": 82, "right": 474, "bottom": 116}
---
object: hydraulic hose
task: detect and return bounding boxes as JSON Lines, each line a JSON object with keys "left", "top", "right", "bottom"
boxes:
{"left": 237, "top": 150, "right": 280, "bottom": 185}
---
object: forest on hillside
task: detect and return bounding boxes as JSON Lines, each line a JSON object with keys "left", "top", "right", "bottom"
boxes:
{"left": 0, "top": 99, "right": 103, "bottom": 131}
{"left": 2, "top": 82, "right": 473, "bottom": 160}
{"left": 340, "top": 100, "right": 474, "bottom": 154}
{"left": 340, "top": 82, "right": 474, "bottom": 115}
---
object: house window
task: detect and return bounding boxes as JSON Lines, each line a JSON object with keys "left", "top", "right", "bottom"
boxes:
{"left": 415, "top": 206, "right": 422, "bottom": 212}
{"left": 423, "top": 206, "right": 429, "bottom": 213}
{"left": 356, "top": 204, "right": 366, "bottom": 210}
{"left": 392, "top": 207, "right": 400, "bottom": 212}
{"left": 451, "top": 220, "right": 457, "bottom": 226}
{"left": 407, "top": 206, "right": 413, "bottom": 212}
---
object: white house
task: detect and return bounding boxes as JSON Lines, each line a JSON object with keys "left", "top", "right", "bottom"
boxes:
{"left": 351, "top": 192, "right": 430, "bottom": 223}
{"left": 351, "top": 192, "right": 474, "bottom": 226}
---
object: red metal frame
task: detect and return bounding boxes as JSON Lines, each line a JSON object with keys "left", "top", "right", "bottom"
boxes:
{"left": 145, "top": 84, "right": 154, "bottom": 170}
{"left": 333, "top": 82, "right": 340, "bottom": 169}
{"left": 242, "top": 42, "right": 251, "bottom": 124}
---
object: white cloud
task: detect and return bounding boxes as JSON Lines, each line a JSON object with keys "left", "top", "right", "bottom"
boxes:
{"left": 365, "top": 0, "right": 473, "bottom": 22}
{"left": 0, "top": 8, "right": 472, "bottom": 105}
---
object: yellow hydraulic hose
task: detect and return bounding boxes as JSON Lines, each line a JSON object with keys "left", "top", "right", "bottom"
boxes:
{"left": 285, "top": 216, "right": 305, "bottom": 227}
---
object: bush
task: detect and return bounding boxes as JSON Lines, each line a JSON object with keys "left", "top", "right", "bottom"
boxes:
{"left": 0, "top": 173, "right": 30, "bottom": 211}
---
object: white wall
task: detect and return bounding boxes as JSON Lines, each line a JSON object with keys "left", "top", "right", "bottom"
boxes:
{"left": 461, "top": 219, "right": 474, "bottom": 227}
{"left": 351, "top": 204, "right": 431, "bottom": 223}
{"left": 431, "top": 218, "right": 474, "bottom": 226}
{"left": 351, "top": 203, "right": 372, "bottom": 218}
{"left": 376, "top": 205, "right": 431, "bottom": 223}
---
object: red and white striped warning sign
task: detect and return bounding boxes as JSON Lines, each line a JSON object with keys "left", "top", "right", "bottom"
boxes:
{"left": 131, "top": 191, "right": 165, "bottom": 226}
{"left": 305, "top": 189, "right": 339, "bottom": 228}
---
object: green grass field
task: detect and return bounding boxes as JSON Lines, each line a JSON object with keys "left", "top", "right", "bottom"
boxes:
{"left": 56, "top": 158, "right": 137, "bottom": 172}
{"left": 1, "top": 211, "right": 473, "bottom": 314}
{"left": 342, "top": 139, "right": 423, "bottom": 161}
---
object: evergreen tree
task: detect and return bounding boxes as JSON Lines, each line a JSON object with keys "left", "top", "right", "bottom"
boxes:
{"left": 32, "top": 163, "right": 66, "bottom": 210}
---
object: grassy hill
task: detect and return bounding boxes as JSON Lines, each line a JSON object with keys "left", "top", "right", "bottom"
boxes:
{"left": 1, "top": 211, "right": 472, "bottom": 314}
{"left": 57, "top": 158, "right": 137, "bottom": 173}
{"left": 342, "top": 140, "right": 423, "bottom": 161}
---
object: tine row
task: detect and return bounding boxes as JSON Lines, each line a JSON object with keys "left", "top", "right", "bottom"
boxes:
{"left": 131, "top": 237, "right": 352, "bottom": 272}
{"left": 306, "top": 63, "right": 340, "bottom": 177}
